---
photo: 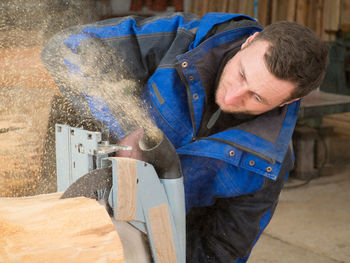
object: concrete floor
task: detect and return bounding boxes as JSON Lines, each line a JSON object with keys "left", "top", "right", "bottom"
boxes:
{"left": 249, "top": 164, "right": 350, "bottom": 263}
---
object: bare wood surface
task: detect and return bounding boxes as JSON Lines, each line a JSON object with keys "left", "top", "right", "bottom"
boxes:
{"left": 296, "top": 0, "right": 308, "bottom": 25}
{"left": 0, "top": 46, "right": 57, "bottom": 90}
{"left": 0, "top": 192, "right": 125, "bottom": 263}
{"left": 149, "top": 203, "right": 177, "bottom": 263}
{"left": 287, "top": 0, "right": 297, "bottom": 21}
{"left": 116, "top": 157, "right": 138, "bottom": 222}
{"left": 0, "top": 86, "right": 56, "bottom": 197}
{"left": 258, "top": 0, "right": 270, "bottom": 26}
{"left": 323, "top": 113, "right": 350, "bottom": 137}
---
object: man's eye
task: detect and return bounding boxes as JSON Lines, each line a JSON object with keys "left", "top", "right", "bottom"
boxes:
{"left": 254, "top": 94, "right": 263, "bottom": 102}
{"left": 239, "top": 70, "right": 245, "bottom": 79}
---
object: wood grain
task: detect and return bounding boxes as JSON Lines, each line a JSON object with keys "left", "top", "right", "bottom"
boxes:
{"left": 116, "top": 157, "right": 138, "bottom": 222}
{"left": 0, "top": 192, "right": 125, "bottom": 263}
{"left": 148, "top": 203, "right": 177, "bottom": 263}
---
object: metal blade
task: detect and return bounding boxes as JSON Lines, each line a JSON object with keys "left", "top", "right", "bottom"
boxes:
{"left": 60, "top": 166, "right": 112, "bottom": 199}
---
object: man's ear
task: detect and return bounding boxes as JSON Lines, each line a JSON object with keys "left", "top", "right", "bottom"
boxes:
{"left": 280, "top": 98, "right": 300, "bottom": 107}
{"left": 241, "top": 31, "right": 259, "bottom": 49}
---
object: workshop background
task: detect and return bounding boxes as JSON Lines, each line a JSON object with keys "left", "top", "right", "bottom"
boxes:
{"left": 0, "top": 0, "right": 349, "bottom": 262}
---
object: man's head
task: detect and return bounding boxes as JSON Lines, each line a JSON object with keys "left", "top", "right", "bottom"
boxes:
{"left": 216, "top": 21, "right": 328, "bottom": 115}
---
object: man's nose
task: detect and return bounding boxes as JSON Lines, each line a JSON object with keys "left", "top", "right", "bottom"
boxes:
{"left": 224, "top": 86, "right": 246, "bottom": 105}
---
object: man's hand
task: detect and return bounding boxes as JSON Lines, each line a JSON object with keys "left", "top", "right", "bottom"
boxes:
{"left": 116, "top": 128, "right": 144, "bottom": 161}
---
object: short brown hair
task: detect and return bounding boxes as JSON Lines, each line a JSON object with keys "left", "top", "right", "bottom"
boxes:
{"left": 253, "top": 21, "right": 328, "bottom": 101}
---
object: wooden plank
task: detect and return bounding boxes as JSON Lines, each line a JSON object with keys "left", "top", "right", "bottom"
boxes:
{"left": 296, "top": 0, "right": 308, "bottom": 26}
{"left": 323, "top": 112, "right": 350, "bottom": 122}
{"left": 221, "top": 0, "right": 229, "bottom": 12}
{"left": 323, "top": 0, "right": 341, "bottom": 40}
{"left": 316, "top": 0, "right": 324, "bottom": 38}
{"left": 277, "top": 0, "right": 290, "bottom": 21}
{"left": 116, "top": 158, "right": 138, "bottom": 222}
{"left": 148, "top": 203, "right": 177, "bottom": 263}
{"left": 341, "top": 0, "right": 350, "bottom": 28}
{"left": 189, "top": 0, "right": 196, "bottom": 13}
{"left": 258, "top": 0, "right": 271, "bottom": 25}
{"left": 201, "top": 0, "right": 210, "bottom": 16}
{"left": 246, "top": 0, "right": 255, "bottom": 17}
{"left": 228, "top": 0, "right": 238, "bottom": 13}
{"left": 0, "top": 193, "right": 125, "bottom": 263}
{"left": 322, "top": 118, "right": 350, "bottom": 137}
{"left": 238, "top": 0, "right": 247, "bottom": 14}
{"left": 208, "top": 0, "right": 220, "bottom": 13}
{"left": 287, "top": 0, "right": 297, "bottom": 21}
{"left": 271, "top": 0, "right": 279, "bottom": 23}
{"left": 307, "top": 0, "right": 318, "bottom": 32}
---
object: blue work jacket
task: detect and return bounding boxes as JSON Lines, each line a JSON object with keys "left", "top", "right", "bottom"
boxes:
{"left": 42, "top": 12, "right": 300, "bottom": 263}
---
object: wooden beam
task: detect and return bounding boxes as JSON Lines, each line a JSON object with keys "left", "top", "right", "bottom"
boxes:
{"left": 116, "top": 157, "right": 138, "bottom": 222}
{"left": 316, "top": 0, "right": 324, "bottom": 38}
{"left": 323, "top": 0, "right": 341, "bottom": 40}
{"left": 287, "top": 0, "right": 297, "bottom": 21}
{"left": 271, "top": 0, "right": 279, "bottom": 23}
{"left": 258, "top": 0, "right": 271, "bottom": 26}
{"left": 228, "top": 0, "right": 238, "bottom": 13}
{"left": 221, "top": 0, "right": 229, "bottom": 12}
{"left": 0, "top": 193, "right": 125, "bottom": 262}
{"left": 202, "top": 0, "right": 210, "bottom": 16}
{"left": 296, "top": 0, "right": 308, "bottom": 26}
{"left": 149, "top": 204, "right": 177, "bottom": 263}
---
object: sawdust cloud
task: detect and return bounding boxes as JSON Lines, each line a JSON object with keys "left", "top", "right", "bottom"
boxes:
{"left": 1, "top": 0, "right": 161, "bottom": 197}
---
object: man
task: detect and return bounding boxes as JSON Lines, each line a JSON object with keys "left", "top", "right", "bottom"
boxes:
{"left": 42, "top": 12, "right": 328, "bottom": 262}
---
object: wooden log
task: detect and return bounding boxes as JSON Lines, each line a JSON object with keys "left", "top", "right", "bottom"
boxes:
{"left": 0, "top": 193, "right": 125, "bottom": 263}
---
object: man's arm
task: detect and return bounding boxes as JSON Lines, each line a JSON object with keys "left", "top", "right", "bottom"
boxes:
{"left": 41, "top": 14, "right": 200, "bottom": 138}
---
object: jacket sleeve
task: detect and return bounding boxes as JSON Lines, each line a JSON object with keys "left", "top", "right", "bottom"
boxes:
{"left": 41, "top": 13, "right": 200, "bottom": 89}
{"left": 41, "top": 13, "right": 199, "bottom": 136}
{"left": 186, "top": 148, "right": 293, "bottom": 263}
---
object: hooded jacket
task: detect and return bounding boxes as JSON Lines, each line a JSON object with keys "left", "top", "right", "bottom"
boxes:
{"left": 42, "top": 12, "right": 300, "bottom": 263}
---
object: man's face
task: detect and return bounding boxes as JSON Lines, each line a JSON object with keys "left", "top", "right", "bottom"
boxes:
{"left": 216, "top": 35, "right": 297, "bottom": 115}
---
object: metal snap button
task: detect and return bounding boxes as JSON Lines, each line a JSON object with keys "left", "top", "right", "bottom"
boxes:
{"left": 229, "top": 150, "right": 235, "bottom": 156}
{"left": 249, "top": 160, "right": 255, "bottom": 166}
{"left": 193, "top": 93, "right": 199, "bottom": 100}
{"left": 189, "top": 75, "right": 194, "bottom": 81}
{"left": 266, "top": 166, "right": 272, "bottom": 172}
{"left": 181, "top": 61, "right": 188, "bottom": 68}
